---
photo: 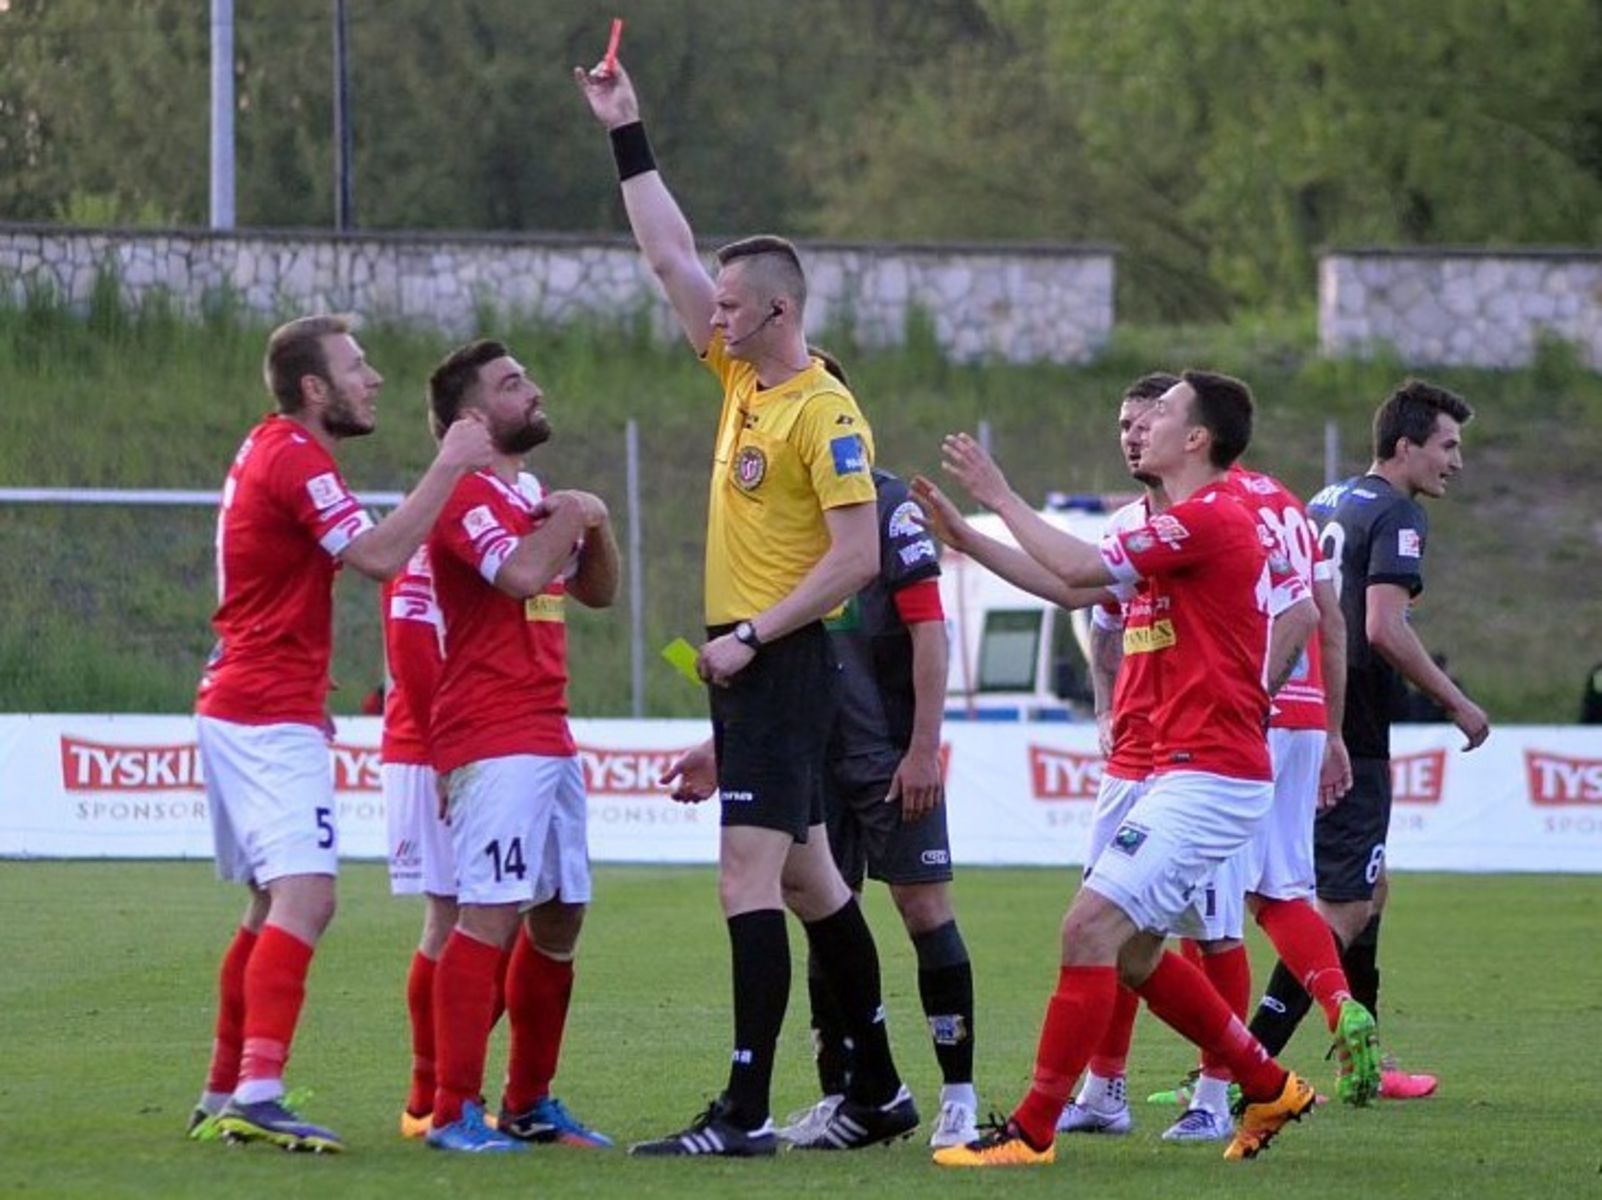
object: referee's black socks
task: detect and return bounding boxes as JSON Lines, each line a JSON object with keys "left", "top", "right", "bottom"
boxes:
{"left": 804, "top": 898, "right": 902, "bottom": 1106}
{"left": 724, "top": 908, "right": 790, "bottom": 1128}
{"left": 913, "top": 920, "right": 975, "bottom": 1087}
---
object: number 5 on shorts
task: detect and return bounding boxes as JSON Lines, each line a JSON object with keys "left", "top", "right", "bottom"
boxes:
{"left": 316, "top": 806, "right": 335, "bottom": 850}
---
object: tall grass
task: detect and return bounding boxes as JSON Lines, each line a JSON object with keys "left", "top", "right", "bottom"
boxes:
{"left": 2, "top": 282, "right": 1599, "bottom": 719}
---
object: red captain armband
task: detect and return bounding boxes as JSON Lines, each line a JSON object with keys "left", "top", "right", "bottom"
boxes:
{"left": 893, "top": 578, "right": 944, "bottom": 624}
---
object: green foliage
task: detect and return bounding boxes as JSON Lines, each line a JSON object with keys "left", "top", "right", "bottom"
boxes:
{"left": 1, "top": 862, "right": 1599, "bottom": 1195}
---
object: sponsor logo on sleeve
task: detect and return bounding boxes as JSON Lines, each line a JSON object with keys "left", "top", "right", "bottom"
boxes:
{"left": 830, "top": 434, "right": 867, "bottom": 476}
{"left": 1398, "top": 528, "right": 1422, "bottom": 558}
{"left": 1028, "top": 746, "right": 1103, "bottom": 800}
{"left": 1525, "top": 751, "right": 1602, "bottom": 805}
{"left": 1123, "top": 531, "right": 1154, "bottom": 555}
{"left": 1149, "top": 513, "right": 1190, "bottom": 548}
{"left": 887, "top": 500, "right": 923, "bottom": 540}
{"left": 1390, "top": 749, "right": 1446, "bottom": 804}
{"left": 898, "top": 540, "right": 937, "bottom": 566}
{"left": 462, "top": 505, "right": 498, "bottom": 539}
{"left": 306, "top": 471, "right": 348, "bottom": 512}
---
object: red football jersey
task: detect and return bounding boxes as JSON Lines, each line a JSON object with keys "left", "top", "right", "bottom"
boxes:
{"left": 427, "top": 470, "right": 575, "bottom": 773}
{"left": 197, "top": 414, "right": 374, "bottom": 726}
{"left": 380, "top": 545, "right": 443, "bottom": 766}
{"left": 1098, "top": 482, "right": 1274, "bottom": 782}
{"left": 1097, "top": 498, "right": 1157, "bottom": 781}
{"left": 1225, "top": 465, "right": 1328, "bottom": 732}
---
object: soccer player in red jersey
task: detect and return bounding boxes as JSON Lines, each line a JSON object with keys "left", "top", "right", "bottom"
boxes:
{"left": 418, "top": 340, "right": 619, "bottom": 1154}
{"left": 377, "top": 544, "right": 459, "bottom": 1140}
{"left": 931, "top": 371, "right": 1320, "bottom": 1167}
{"left": 189, "top": 315, "right": 493, "bottom": 1152}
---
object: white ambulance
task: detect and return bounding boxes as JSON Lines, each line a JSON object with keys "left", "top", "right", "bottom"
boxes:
{"left": 938, "top": 494, "right": 1124, "bottom": 723}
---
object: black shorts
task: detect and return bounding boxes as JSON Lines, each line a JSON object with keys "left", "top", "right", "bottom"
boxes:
{"left": 826, "top": 756, "right": 954, "bottom": 889}
{"left": 708, "top": 621, "right": 836, "bottom": 842}
{"left": 1314, "top": 755, "right": 1391, "bottom": 902}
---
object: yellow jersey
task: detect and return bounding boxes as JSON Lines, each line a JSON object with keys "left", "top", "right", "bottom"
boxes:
{"left": 701, "top": 332, "right": 876, "bottom": 624}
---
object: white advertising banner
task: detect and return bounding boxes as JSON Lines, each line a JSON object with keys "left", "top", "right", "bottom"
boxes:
{"left": 1, "top": 714, "right": 1598, "bottom": 873}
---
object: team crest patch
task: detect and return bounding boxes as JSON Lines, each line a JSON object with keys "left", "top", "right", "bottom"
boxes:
{"left": 1124, "top": 531, "right": 1155, "bottom": 554}
{"left": 1149, "top": 513, "right": 1190, "bottom": 547}
{"left": 734, "top": 445, "right": 767, "bottom": 490}
{"left": 1111, "top": 823, "right": 1149, "bottom": 856}
{"left": 305, "top": 471, "right": 347, "bottom": 512}
{"left": 733, "top": 448, "right": 765, "bottom": 490}
{"left": 888, "top": 500, "right": 923, "bottom": 539}
{"left": 927, "top": 1014, "right": 968, "bottom": 1046}
{"left": 830, "top": 433, "right": 867, "bottom": 476}
{"left": 1398, "top": 528, "right": 1421, "bottom": 558}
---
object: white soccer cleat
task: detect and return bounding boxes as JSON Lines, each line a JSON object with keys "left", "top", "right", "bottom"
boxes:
{"left": 1056, "top": 1099, "right": 1132, "bottom": 1135}
{"left": 928, "top": 1097, "right": 980, "bottom": 1149}
{"left": 776, "top": 1094, "right": 844, "bottom": 1145}
{"left": 1161, "top": 1106, "right": 1234, "bottom": 1142}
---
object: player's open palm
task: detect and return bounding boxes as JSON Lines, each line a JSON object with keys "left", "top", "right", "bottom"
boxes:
{"left": 910, "top": 474, "right": 969, "bottom": 551}
{"left": 573, "top": 59, "right": 640, "bottom": 130}
{"left": 940, "top": 432, "right": 1015, "bottom": 513}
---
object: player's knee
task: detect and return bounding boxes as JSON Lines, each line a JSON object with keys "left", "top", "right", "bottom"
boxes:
{"left": 890, "top": 883, "right": 952, "bottom": 934}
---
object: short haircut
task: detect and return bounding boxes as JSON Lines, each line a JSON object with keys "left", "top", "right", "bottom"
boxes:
{"left": 264, "top": 314, "right": 353, "bottom": 414}
{"left": 808, "top": 344, "right": 850, "bottom": 387}
{"left": 1180, "top": 369, "right": 1254, "bottom": 468}
{"left": 1123, "top": 372, "right": 1180, "bottom": 404}
{"left": 715, "top": 235, "right": 807, "bottom": 311}
{"left": 428, "top": 339, "right": 509, "bottom": 431}
{"left": 1373, "top": 379, "right": 1474, "bottom": 460}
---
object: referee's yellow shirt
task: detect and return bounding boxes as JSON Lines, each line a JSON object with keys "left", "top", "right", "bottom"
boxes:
{"left": 701, "top": 331, "right": 876, "bottom": 625}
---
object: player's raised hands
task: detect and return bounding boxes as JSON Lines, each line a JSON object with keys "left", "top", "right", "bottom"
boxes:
{"left": 910, "top": 474, "right": 973, "bottom": 552}
{"left": 573, "top": 57, "right": 640, "bottom": 130}
{"left": 940, "top": 432, "right": 1020, "bottom": 513}
{"left": 435, "top": 411, "right": 494, "bottom": 473}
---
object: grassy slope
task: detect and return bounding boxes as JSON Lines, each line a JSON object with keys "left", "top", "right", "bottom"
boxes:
{"left": 0, "top": 862, "right": 1596, "bottom": 1197}
{"left": 2, "top": 297, "right": 1599, "bottom": 719}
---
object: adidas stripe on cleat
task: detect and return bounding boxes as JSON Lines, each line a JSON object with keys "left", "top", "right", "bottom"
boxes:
{"left": 628, "top": 1097, "right": 777, "bottom": 1158}
{"left": 789, "top": 1085, "right": 919, "bottom": 1151}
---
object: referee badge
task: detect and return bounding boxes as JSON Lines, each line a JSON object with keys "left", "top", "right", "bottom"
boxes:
{"left": 734, "top": 445, "right": 767, "bottom": 490}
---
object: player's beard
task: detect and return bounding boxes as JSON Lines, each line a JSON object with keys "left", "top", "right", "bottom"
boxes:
{"left": 322, "top": 382, "right": 375, "bottom": 439}
{"left": 494, "top": 408, "right": 551, "bottom": 455}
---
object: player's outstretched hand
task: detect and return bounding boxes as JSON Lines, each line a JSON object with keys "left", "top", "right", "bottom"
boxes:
{"left": 436, "top": 411, "right": 494, "bottom": 473}
{"left": 1449, "top": 697, "right": 1491, "bottom": 751}
{"left": 940, "top": 432, "right": 1018, "bottom": 513}
{"left": 910, "top": 474, "right": 971, "bottom": 551}
{"left": 1318, "top": 733, "right": 1353, "bottom": 810}
{"left": 573, "top": 57, "right": 640, "bottom": 130}
{"left": 660, "top": 737, "right": 716, "bottom": 803}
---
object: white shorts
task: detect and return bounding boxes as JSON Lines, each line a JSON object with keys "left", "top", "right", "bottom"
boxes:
{"left": 197, "top": 716, "right": 337, "bottom": 886}
{"left": 383, "top": 762, "right": 456, "bottom": 897}
{"left": 1084, "top": 770, "right": 1273, "bottom": 940}
{"left": 1085, "top": 774, "right": 1150, "bottom": 876}
{"left": 1200, "top": 849, "right": 1247, "bottom": 942}
{"left": 1240, "top": 728, "right": 1324, "bottom": 902}
{"left": 443, "top": 754, "right": 592, "bottom": 907}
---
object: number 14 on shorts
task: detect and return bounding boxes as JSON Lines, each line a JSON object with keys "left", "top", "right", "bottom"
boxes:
{"left": 486, "top": 837, "right": 527, "bottom": 882}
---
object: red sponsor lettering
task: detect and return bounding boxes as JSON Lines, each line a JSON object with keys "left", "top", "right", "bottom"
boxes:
{"left": 60, "top": 736, "right": 206, "bottom": 792}
{"left": 1029, "top": 745, "right": 1102, "bottom": 801}
{"left": 329, "top": 742, "right": 381, "bottom": 792}
{"left": 1390, "top": 749, "right": 1445, "bottom": 804}
{"left": 1525, "top": 751, "right": 1602, "bottom": 806}
{"left": 578, "top": 745, "right": 700, "bottom": 796}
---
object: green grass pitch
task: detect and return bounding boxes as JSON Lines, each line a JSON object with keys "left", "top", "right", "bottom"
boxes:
{"left": 1, "top": 863, "right": 1596, "bottom": 1197}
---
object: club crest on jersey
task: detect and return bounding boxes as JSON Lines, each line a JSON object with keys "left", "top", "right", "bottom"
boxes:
{"left": 305, "top": 471, "right": 347, "bottom": 512}
{"left": 734, "top": 445, "right": 767, "bottom": 490}
{"left": 1124, "top": 531, "right": 1155, "bottom": 554}
{"left": 888, "top": 500, "right": 923, "bottom": 540}
{"left": 1111, "top": 822, "right": 1149, "bottom": 856}
{"left": 1398, "top": 528, "right": 1422, "bottom": 558}
{"left": 830, "top": 433, "right": 867, "bottom": 476}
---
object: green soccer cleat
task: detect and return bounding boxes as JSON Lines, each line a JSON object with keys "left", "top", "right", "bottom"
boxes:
{"left": 1147, "top": 1070, "right": 1240, "bottom": 1111}
{"left": 1333, "top": 999, "right": 1382, "bottom": 1106}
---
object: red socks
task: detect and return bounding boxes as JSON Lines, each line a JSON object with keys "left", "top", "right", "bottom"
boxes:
{"left": 1197, "top": 944, "right": 1252, "bottom": 1078}
{"left": 1137, "top": 951, "right": 1286, "bottom": 1102}
{"left": 431, "top": 930, "right": 504, "bottom": 1127}
{"left": 1256, "top": 898, "right": 1352, "bottom": 1029}
{"left": 405, "top": 951, "right": 437, "bottom": 1117}
{"left": 502, "top": 927, "right": 577, "bottom": 1115}
{"left": 1087, "top": 984, "right": 1140, "bottom": 1080}
{"left": 204, "top": 925, "right": 259, "bottom": 1094}
{"left": 237, "top": 924, "right": 314, "bottom": 1093}
{"left": 1011, "top": 965, "right": 1118, "bottom": 1148}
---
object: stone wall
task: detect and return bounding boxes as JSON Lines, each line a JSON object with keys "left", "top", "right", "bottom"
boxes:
{"left": 0, "top": 224, "right": 1115, "bottom": 365}
{"left": 1320, "top": 249, "right": 1602, "bottom": 370}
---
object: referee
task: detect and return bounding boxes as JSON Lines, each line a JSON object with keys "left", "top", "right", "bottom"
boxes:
{"left": 577, "top": 56, "right": 916, "bottom": 1157}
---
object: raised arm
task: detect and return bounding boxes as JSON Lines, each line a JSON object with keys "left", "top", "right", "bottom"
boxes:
{"left": 574, "top": 60, "right": 716, "bottom": 353}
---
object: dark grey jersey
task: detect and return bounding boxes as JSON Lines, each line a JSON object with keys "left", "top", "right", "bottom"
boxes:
{"left": 1307, "top": 474, "right": 1428, "bottom": 759}
{"left": 825, "top": 469, "right": 941, "bottom": 765}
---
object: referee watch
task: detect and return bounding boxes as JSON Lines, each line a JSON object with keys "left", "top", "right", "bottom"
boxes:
{"left": 733, "top": 620, "right": 762, "bottom": 650}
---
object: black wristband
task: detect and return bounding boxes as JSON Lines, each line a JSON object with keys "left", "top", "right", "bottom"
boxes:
{"left": 609, "top": 121, "right": 656, "bottom": 182}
